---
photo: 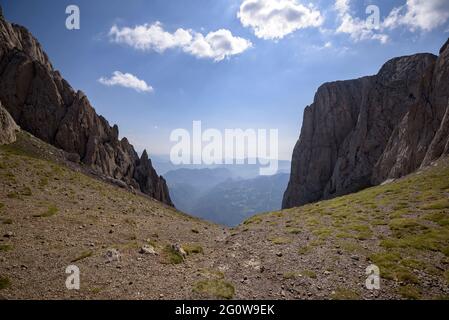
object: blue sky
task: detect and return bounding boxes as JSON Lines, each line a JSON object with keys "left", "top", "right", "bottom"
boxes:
{"left": 1, "top": 0, "right": 448, "bottom": 160}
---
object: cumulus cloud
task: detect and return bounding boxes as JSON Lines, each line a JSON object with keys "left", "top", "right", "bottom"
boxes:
{"left": 237, "top": 0, "right": 324, "bottom": 40}
{"left": 98, "top": 71, "right": 153, "bottom": 93}
{"left": 335, "top": 0, "right": 388, "bottom": 44}
{"left": 384, "top": 0, "right": 449, "bottom": 32}
{"left": 109, "top": 22, "right": 252, "bottom": 62}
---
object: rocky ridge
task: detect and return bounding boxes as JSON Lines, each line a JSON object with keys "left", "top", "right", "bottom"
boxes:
{"left": 0, "top": 7, "right": 172, "bottom": 206}
{"left": 283, "top": 38, "right": 449, "bottom": 209}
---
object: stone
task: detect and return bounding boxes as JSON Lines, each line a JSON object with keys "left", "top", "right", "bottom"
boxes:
{"left": 3, "top": 231, "right": 14, "bottom": 238}
{"left": 284, "top": 38, "right": 449, "bottom": 209}
{"left": 105, "top": 249, "right": 120, "bottom": 263}
{"left": 171, "top": 244, "right": 187, "bottom": 259}
{"left": 139, "top": 245, "right": 157, "bottom": 255}
{"left": 0, "top": 101, "right": 19, "bottom": 145}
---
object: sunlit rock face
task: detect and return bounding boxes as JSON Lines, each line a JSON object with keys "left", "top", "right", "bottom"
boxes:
{"left": 0, "top": 8, "right": 173, "bottom": 206}
{"left": 283, "top": 38, "right": 449, "bottom": 209}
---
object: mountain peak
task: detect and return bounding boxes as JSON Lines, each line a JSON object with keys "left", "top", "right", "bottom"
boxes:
{"left": 283, "top": 38, "right": 449, "bottom": 209}
{"left": 0, "top": 10, "right": 173, "bottom": 206}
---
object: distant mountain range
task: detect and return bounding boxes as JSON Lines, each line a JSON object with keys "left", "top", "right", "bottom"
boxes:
{"left": 165, "top": 167, "right": 289, "bottom": 226}
{"left": 152, "top": 155, "right": 291, "bottom": 178}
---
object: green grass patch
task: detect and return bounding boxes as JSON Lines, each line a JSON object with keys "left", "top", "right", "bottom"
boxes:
{"left": 301, "top": 270, "right": 317, "bottom": 279}
{"left": 298, "top": 246, "right": 311, "bottom": 255}
{"left": 398, "top": 285, "right": 421, "bottom": 300}
{"left": 193, "top": 280, "right": 235, "bottom": 299}
{"left": 421, "top": 199, "right": 449, "bottom": 210}
{"left": 1, "top": 218, "right": 13, "bottom": 225}
{"left": 243, "top": 215, "right": 263, "bottom": 225}
{"left": 0, "top": 244, "right": 13, "bottom": 252}
{"left": 182, "top": 244, "right": 204, "bottom": 255}
{"left": 0, "top": 276, "right": 11, "bottom": 290}
{"left": 283, "top": 272, "right": 300, "bottom": 279}
{"left": 71, "top": 250, "right": 93, "bottom": 263}
{"left": 161, "top": 245, "right": 184, "bottom": 264}
{"left": 286, "top": 227, "right": 301, "bottom": 234}
{"left": 33, "top": 205, "right": 58, "bottom": 218}
{"left": 380, "top": 229, "right": 449, "bottom": 255}
{"left": 423, "top": 212, "right": 449, "bottom": 226}
{"left": 331, "top": 288, "right": 359, "bottom": 300}
{"left": 312, "top": 227, "right": 332, "bottom": 239}
{"left": 389, "top": 218, "right": 429, "bottom": 238}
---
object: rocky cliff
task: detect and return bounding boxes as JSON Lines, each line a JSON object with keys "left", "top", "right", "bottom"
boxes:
{"left": 283, "top": 38, "right": 449, "bottom": 209}
{"left": 0, "top": 7, "right": 173, "bottom": 206}
{"left": 0, "top": 101, "right": 19, "bottom": 145}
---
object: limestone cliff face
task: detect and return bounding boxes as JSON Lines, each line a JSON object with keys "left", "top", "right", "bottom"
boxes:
{"left": 0, "top": 8, "right": 173, "bottom": 206}
{"left": 0, "top": 101, "right": 19, "bottom": 145}
{"left": 283, "top": 39, "right": 449, "bottom": 209}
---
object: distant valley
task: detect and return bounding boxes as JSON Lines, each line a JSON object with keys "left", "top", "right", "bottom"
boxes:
{"left": 165, "top": 167, "right": 290, "bottom": 226}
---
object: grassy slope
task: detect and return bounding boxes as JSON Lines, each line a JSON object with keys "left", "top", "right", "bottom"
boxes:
{"left": 0, "top": 131, "right": 448, "bottom": 299}
{"left": 230, "top": 160, "right": 449, "bottom": 300}
{"left": 0, "top": 132, "right": 229, "bottom": 299}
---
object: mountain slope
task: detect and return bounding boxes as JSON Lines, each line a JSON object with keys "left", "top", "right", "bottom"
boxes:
{"left": 0, "top": 7, "right": 172, "bottom": 206}
{"left": 0, "top": 131, "right": 225, "bottom": 299}
{"left": 1, "top": 130, "right": 448, "bottom": 299}
{"left": 283, "top": 38, "right": 449, "bottom": 209}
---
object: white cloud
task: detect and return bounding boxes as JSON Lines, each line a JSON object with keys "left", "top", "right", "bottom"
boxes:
{"left": 109, "top": 22, "right": 252, "bottom": 62}
{"left": 384, "top": 0, "right": 449, "bottom": 32}
{"left": 98, "top": 71, "right": 153, "bottom": 93}
{"left": 185, "top": 29, "right": 253, "bottom": 62}
{"left": 335, "top": 0, "right": 388, "bottom": 44}
{"left": 237, "top": 0, "right": 324, "bottom": 40}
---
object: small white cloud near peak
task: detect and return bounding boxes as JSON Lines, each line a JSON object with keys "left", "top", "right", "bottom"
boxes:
{"left": 109, "top": 23, "right": 252, "bottom": 62}
{"left": 238, "top": 0, "right": 324, "bottom": 40}
{"left": 98, "top": 71, "right": 153, "bottom": 93}
{"left": 335, "top": 0, "right": 389, "bottom": 44}
{"left": 384, "top": 0, "right": 449, "bottom": 32}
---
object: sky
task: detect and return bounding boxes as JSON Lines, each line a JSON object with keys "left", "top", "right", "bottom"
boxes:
{"left": 1, "top": 0, "right": 449, "bottom": 161}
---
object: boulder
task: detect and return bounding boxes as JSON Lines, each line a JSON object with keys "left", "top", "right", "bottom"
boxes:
{"left": 0, "top": 101, "right": 19, "bottom": 145}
